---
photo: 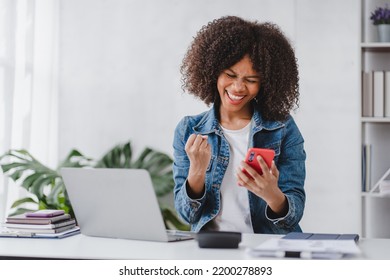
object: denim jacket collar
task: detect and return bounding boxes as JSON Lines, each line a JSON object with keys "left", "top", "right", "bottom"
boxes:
{"left": 193, "top": 105, "right": 284, "bottom": 136}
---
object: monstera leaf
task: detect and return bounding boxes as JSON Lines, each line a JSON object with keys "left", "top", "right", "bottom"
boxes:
{"left": 0, "top": 141, "right": 189, "bottom": 230}
{"left": 95, "top": 143, "right": 174, "bottom": 196}
{"left": 0, "top": 149, "right": 93, "bottom": 217}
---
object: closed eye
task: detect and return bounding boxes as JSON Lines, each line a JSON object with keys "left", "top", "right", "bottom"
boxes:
{"left": 246, "top": 79, "right": 259, "bottom": 84}
{"left": 225, "top": 72, "right": 236, "bottom": 78}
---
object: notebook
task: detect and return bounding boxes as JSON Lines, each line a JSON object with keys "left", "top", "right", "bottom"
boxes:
{"left": 61, "top": 168, "right": 193, "bottom": 242}
{"left": 282, "top": 232, "right": 359, "bottom": 243}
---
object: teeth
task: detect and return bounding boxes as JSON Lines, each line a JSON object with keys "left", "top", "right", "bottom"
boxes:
{"left": 227, "top": 91, "right": 245, "bottom": 100}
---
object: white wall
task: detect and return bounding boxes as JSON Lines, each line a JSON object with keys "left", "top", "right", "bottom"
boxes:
{"left": 58, "top": 0, "right": 361, "bottom": 234}
{"left": 294, "top": 1, "right": 361, "bottom": 233}
{"left": 58, "top": 0, "right": 296, "bottom": 158}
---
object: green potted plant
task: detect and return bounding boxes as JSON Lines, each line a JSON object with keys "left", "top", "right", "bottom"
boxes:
{"left": 0, "top": 141, "right": 189, "bottom": 231}
{"left": 370, "top": 5, "right": 390, "bottom": 42}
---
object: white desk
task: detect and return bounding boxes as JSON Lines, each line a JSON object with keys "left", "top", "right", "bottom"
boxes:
{"left": 0, "top": 233, "right": 390, "bottom": 259}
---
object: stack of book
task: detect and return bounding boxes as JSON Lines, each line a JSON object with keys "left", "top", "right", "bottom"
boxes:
{"left": 1, "top": 209, "right": 80, "bottom": 238}
{"left": 362, "top": 71, "right": 390, "bottom": 118}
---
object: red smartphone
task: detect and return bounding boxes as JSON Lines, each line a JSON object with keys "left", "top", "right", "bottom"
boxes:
{"left": 243, "top": 148, "right": 275, "bottom": 176}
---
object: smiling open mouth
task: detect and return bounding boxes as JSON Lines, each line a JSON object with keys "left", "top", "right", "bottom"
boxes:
{"left": 226, "top": 91, "right": 245, "bottom": 102}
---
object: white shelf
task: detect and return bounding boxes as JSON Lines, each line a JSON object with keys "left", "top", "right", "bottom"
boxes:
{"left": 361, "top": 42, "right": 390, "bottom": 50}
{"left": 361, "top": 117, "right": 390, "bottom": 123}
{"left": 362, "top": 192, "right": 390, "bottom": 198}
{"left": 360, "top": 0, "right": 390, "bottom": 238}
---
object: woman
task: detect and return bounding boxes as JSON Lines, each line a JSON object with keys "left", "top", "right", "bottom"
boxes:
{"left": 173, "top": 16, "right": 306, "bottom": 234}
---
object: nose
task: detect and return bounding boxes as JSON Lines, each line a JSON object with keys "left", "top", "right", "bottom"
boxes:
{"left": 232, "top": 79, "right": 245, "bottom": 92}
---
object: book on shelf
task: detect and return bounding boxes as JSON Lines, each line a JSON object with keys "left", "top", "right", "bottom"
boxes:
{"left": 373, "top": 71, "right": 384, "bottom": 117}
{"left": 362, "top": 71, "right": 373, "bottom": 117}
{"left": 3, "top": 218, "right": 76, "bottom": 230}
{"left": 362, "top": 70, "right": 390, "bottom": 118}
{"left": 6, "top": 213, "right": 71, "bottom": 225}
{"left": 362, "top": 144, "right": 372, "bottom": 192}
{"left": 385, "top": 71, "right": 390, "bottom": 117}
{"left": 362, "top": 145, "right": 365, "bottom": 191}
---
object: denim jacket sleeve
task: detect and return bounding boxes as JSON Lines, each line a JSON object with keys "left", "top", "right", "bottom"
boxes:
{"left": 263, "top": 116, "right": 306, "bottom": 232}
{"left": 172, "top": 117, "right": 207, "bottom": 225}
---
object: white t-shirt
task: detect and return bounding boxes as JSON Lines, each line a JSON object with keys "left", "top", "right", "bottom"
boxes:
{"left": 209, "top": 122, "right": 254, "bottom": 233}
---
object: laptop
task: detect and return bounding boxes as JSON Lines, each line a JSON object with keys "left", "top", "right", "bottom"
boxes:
{"left": 61, "top": 168, "right": 194, "bottom": 242}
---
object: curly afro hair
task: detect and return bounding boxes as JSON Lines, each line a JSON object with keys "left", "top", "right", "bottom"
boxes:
{"left": 180, "top": 16, "right": 299, "bottom": 121}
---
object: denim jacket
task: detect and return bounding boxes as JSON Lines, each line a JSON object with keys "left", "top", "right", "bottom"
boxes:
{"left": 173, "top": 106, "right": 306, "bottom": 233}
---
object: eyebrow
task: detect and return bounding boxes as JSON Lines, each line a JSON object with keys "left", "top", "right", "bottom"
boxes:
{"left": 226, "top": 68, "right": 260, "bottom": 79}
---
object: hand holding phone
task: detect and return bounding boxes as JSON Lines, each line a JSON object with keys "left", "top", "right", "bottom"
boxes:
{"left": 243, "top": 148, "right": 275, "bottom": 176}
